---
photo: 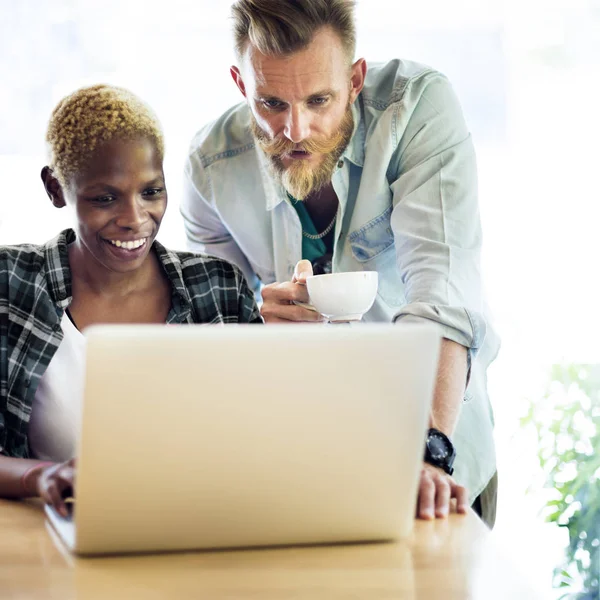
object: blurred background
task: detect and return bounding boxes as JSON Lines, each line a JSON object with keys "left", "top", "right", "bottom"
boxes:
{"left": 1, "top": 1, "right": 599, "bottom": 596}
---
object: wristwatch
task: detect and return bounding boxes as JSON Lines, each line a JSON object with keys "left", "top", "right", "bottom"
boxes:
{"left": 424, "top": 428, "right": 456, "bottom": 476}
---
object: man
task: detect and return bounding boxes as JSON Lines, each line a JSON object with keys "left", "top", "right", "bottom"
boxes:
{"left": 181, "top": 0, "right": 500, "bottom": 527}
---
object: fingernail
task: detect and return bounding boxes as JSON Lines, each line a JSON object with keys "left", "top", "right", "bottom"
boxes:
{"left": 422, "top": 510, "right": 434, "bottom": 520}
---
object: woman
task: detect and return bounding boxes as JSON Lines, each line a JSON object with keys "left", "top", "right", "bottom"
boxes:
{"left": 0, "top": 85, "right": 262, "bottom": 516}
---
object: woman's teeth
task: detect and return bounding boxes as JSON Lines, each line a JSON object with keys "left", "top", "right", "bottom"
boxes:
{"left": 109, "top": 238, "right": 146, "bottom": 250}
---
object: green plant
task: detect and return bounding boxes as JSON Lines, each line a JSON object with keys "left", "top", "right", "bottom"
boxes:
{"left": 522, "top": 364, "right": 600, "bottom": 600}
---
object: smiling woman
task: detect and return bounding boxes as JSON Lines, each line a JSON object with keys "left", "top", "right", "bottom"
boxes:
{"left": 42, "top": 136, "right": 172, "bottom": 329}
{"left": 0, "top": 84, "right": 263, "bottom": 518}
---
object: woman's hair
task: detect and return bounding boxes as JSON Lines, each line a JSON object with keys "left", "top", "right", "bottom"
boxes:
{"left": 231, "top": 0, "right": 356, "bottom": 61}
{"left": 45, "top": 84, "right": 164, "bottom": 187}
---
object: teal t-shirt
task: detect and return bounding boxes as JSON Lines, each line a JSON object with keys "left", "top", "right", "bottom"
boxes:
{"left": 289, "top": 196, "right": 331, "bottom": 263}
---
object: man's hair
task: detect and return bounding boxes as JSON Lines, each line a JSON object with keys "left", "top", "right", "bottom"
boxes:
{"left": 46, "top": 84, "right": 164, "bottom": 187}
{"left": 231, "top": 0, "right": 356, "bottom": 61}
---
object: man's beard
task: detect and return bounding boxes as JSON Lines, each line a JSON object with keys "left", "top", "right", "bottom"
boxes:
{"left": 250, "top": 104, "right": 354, "bottom": 200}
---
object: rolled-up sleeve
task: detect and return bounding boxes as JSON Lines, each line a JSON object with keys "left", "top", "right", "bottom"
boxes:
{"left": 389, "top": 74, "right": 487, "bottom": 359}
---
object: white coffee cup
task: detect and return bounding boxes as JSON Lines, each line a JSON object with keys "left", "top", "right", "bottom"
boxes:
{"left": 305, "top": 271, "right": 378, "bottom": 322}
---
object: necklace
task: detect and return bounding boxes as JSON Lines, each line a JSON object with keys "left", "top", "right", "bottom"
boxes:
{"left": 287, "top": 192, "right": 337, "bottom": 240}
{"left": 302, "top": 212, "right": 337, "bottom": 240}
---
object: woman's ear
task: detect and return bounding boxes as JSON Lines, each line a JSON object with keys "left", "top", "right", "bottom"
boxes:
{"left": 41, "top": 166, "right": 66, "bottom": 208}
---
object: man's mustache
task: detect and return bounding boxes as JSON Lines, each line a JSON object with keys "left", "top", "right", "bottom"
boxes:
{"left": 254, "top": 128, "right": 346, "bottom": 158}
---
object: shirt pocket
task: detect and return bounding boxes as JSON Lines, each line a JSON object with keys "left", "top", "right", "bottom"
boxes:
{"left": 348, "top": 206, "right": 405, "bottom": 305}
{"left": 348, "top": 206, "right": 394, "bottom": 261}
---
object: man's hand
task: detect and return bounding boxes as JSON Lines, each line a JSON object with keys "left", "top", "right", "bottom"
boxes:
{"left": 37, "top": 458, "right": 76, "bottom": 518}
{"left": 260, "top": 260, "right": 324, "bottom": 323}
{"left": 416, "top": 462, "right": 468, "bottom": 520}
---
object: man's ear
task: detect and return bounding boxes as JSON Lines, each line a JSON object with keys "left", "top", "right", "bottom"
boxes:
{"left": 230, "top": 66, "right": 247, "bottom": 98}
{"left": 41, "top": 166, "right": 66, "bottom": 208}
{"left": 349, "top": 58, "right": 367, "bottom": 104}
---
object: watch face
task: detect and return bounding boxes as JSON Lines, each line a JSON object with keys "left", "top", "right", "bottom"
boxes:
{"left": 428, "top": 432, "right": 449, "bottom": 460}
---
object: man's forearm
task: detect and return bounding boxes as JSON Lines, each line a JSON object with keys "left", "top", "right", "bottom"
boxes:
{"left": 430, "top": 338, "right": 468, "bottom": 436}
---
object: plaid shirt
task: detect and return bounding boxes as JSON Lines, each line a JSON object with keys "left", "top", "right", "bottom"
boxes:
{"left": 0, "top": 229, "right": 262, "bottom": 458}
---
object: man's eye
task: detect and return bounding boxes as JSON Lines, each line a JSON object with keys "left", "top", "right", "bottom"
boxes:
{"left": 262, "top": 99, "right": 283, "bottom": 110}
{"left": 310, "top": 97, "right": 329, "bottom": 106}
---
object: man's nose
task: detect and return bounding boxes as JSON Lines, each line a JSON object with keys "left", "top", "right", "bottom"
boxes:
{"left": 283, "top": 106, "right": 311, "bottom": 144}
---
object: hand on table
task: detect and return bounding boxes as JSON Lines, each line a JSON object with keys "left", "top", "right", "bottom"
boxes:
{"left": 262, "top": 261, "right": 467, "bottom": 520}
{"left": 417, "top": 462, "right": 468, "bottom": 520}
{"left": 260, "top": 260, "right": 324, "bottom": 324}
{"left": 37, "top": 458, "right": 76, "bottom": 518}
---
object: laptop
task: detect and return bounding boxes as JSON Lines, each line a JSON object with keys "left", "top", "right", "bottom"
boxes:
{"left": 46, "top": 323, "right": 440, "bottom": 555}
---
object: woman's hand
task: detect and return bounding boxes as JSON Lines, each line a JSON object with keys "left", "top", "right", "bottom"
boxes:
{"left": 37, "top": 458, "right": 76, "bottom": 517}
{"left": 416, "top": 462, "right": 469, "bottom": 519}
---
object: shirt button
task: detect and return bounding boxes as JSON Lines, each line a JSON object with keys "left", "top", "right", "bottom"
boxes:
{"left": 337, "top": 160, "right": 344, "bottom": 169}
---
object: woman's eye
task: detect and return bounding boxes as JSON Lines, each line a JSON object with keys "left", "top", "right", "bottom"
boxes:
{"left": 143, "top": 188, "right": 164, "bottom": 197}
{"left": 92, "top": 195, "right": 115, "bottom": 204}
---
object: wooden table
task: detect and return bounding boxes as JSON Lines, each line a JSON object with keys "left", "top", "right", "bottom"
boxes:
{"left": 0, "top": 499, "right": 539, "bottom": 599}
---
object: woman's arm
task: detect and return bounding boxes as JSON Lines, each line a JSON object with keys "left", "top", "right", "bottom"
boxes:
{"left": 0, "top": 456, "right": 53, "bottom": 497}
{"left": 0, "top": 456, "right": 74, "bottom": 516}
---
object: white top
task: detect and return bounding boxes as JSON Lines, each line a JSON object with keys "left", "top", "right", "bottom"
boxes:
{"left": 29, "top": 311, "right": 86, "bottom": 462}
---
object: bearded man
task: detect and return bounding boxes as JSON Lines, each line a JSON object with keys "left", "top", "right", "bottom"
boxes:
{"left": 181, "top": 0, "right": 500, "bottom": 528}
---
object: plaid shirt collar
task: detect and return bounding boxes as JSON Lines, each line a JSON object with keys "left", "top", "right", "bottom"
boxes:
{"left": 43, "top": 229, "right": 72, "bottom": 310}
{"left": 44, "top": 229, "right": 194, "bottom": 322}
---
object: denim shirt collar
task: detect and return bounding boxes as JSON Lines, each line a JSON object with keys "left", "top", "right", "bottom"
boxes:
{"left": 343, "top": 101, "right": 365, "bottom": 168}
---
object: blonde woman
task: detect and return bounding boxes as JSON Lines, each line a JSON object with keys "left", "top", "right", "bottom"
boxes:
{"left": 0, "top": 85, "right": 262, "bottom": 516}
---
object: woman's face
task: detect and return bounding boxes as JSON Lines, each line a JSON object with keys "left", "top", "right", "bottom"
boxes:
{"left": 61, "top": 137, "right": 167, "bottom": 275}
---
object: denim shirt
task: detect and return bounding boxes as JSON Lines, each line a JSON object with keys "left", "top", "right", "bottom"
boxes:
{"left": 182, "top": 59, "right": 500, "bottom": 500}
